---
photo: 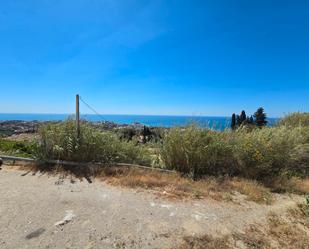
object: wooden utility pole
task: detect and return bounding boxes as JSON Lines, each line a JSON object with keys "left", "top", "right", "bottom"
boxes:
{"left": 76, "top": 94, "right": 80, "bottom": 138}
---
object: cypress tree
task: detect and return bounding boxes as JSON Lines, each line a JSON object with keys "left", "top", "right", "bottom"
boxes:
{"left": 254, "top": 107, "right": 268, "bottom": 127}
{"left": 141, "top": 125, "right": 152, "bottom": 143}
{"left": 236, "top": 115, "right": 241, "bottom": 127}
{"left": 249, "top": 116, "right": 254, "bottom": 124}
{"left": 245, "top": 116, "right": 251, "bottom": 124}
{"left": 231, "top": 113, "right": 236, "bottom": 130}
{"left": 240, "top": 110, "right": 247, "bottom": 125}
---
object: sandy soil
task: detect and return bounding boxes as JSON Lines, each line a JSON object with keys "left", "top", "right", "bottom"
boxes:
{"left": 0, "top": 166, "right": 302, "bottom": 249}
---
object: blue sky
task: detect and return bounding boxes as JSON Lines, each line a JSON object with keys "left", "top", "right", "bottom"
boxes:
{"left": 0, "top": 0, "right": 308, "bottom": 117}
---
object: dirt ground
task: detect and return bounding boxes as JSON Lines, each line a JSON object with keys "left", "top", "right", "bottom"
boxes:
{"left": 0, "top": 166, "right": 304, "bottom": 249}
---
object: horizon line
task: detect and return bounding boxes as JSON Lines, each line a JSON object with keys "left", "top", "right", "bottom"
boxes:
{"left": 0, "top": 112, "right": 281, "bottom": 119}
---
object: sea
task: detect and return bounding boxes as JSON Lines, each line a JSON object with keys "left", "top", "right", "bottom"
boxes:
{"left": 0, "top": 113, "right": 279, "bottom": 130}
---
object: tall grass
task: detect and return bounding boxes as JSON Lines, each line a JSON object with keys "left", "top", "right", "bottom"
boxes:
{"left": 34, "top": 120, "right": 151, "bottom": 166}
{"left": 161, "top": 126, "right": 236, "bottom": 178}
{"left": 161, "top": 118, "right": 309, "bottom": 179}
{"left": 33, "top": 113, "right": 309, "bottom": 180}
{"left": 278, "top": 112, "right": 309, "bottom": 127}
{"left": 233, "top": 125, "right": 309, "bottom": 178}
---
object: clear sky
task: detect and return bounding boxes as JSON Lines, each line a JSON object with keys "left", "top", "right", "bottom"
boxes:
{"left": 0, "top": 0, "right": 308, "bottom": 117}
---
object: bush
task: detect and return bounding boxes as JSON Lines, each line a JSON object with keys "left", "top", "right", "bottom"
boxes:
{"left": 161, "top": 126, "right": 237, "bottom": 178}
{"left": 161, "top": 124, "right": 309, "bottom": 179}
{"left": 0, "top": 139, "right": 35, "bottom": 157}
{"left": 34, "top": 120, "right": 151, "bottom": 166}
{"left": 116, "top": 140, "right": 152, "bottom": 166}
{"left": 31, "top": 113, "right": 309, "bottom": 179}
{"left": 233, "top": 126, "right": 309, "bottom": 179}
{"left": 117, "top": 127, "right": 137, "bottom": 141}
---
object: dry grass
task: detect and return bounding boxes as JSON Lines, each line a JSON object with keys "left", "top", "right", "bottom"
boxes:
{"left": 13, "top": 163, "right": 273, "bottom": 203}
{"left": 177, "top": 234, "right": 231, "bottom": 249}
{"left": 100, "top": 167, "right": 272, "bottom": 204}
{"left": 225, "top": 178, "right": 272, "bottom": 204}
{"left": 264, "top": 176, "right": 309, "bottom": 195}
{"left": 288, "top": 201, "right": 309, "bottom": 228}
{"left": 101, "top": 167, "right": 212, "bottom": 200}
{"left": 179, "top": 212, "right": 309, "bottom": 249}
{"left": 234, "top": 209, "right": 309, "bottom": 249}
{"left": 234, "top": 216, "right": 302, "bottom": 249}
{"left": 266, "top": 214, "right": 309, "bottom": 249}
{"left": 233, "top": 225, "right": 270, "bottom": 249}
{"left": 293, "top": 178, "right": 309, "bottom": 194}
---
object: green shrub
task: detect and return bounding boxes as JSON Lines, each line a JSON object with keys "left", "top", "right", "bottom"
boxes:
{"left": 161, "top": 126, "right": 237, "bottom": 178}
{"left": 233, "top": 126, "right": 309, "bottom": 179}
{"left": 116, "top": 139, "right": 152, "bottom": 166}
{"left": 117, "top": 127, "right": 137, "bottom": 141}
{"left": 34, "top": 120, "right": 151, "bottom": 166}
{"left": 161, "top": 124, "right": 309, "bottom": 179}
{"left": 0, "top": 139, "right": 35, "bottom": 157}
{"left": 289, "top": 143, "right": 309, "bottom": 176}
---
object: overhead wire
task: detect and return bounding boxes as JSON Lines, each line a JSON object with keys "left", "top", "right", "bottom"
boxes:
{"left": 79, "top": 96, "right": 106, "bottom": 121}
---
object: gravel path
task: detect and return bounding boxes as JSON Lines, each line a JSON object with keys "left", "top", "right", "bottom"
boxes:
{"left": 0, "top": 166, "right": 301, "bottom": 249}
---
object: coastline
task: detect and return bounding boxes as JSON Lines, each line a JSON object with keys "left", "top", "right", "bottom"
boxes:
{"left": 0, "top": 113, "right": 278, "bottom": 131}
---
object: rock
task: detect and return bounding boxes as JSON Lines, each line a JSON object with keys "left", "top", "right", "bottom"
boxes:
{"left": 54, "top": 210, "right": 76, "bottom": 226}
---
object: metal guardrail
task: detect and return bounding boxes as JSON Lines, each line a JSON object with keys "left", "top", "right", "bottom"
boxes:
{"left": 0, "top": 155, "right": 35, "bottom": 162}
{"left": 0, "top": 155, "right": 175, "bottom": 173}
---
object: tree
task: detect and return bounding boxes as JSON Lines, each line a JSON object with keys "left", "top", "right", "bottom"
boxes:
{"left": 245, "top": 116, "right": 250, "bottom": 124}
{"left": 254, "top": 107, "right": 267, "bottom": 127}
{"left": 249, "top": 115, "right": 254, "bottom": 124}
{"left": 236, "top": 115, "right": 241, "bottom": 127}
{"left": 231, "top": 113, "right": 236, "bottom": 130}
{"left": 120, "top": 127, "right": 136, "bottom": 141}
{"left": 141, "top": 125, "right": 152, "bottom": 143}
{"left": 240, "top": 110, "right": 247, "bottom": 124}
